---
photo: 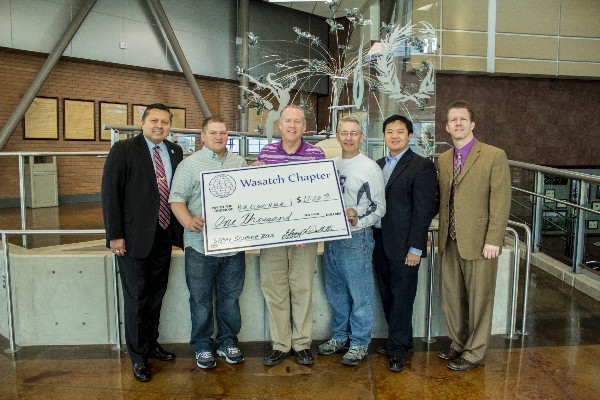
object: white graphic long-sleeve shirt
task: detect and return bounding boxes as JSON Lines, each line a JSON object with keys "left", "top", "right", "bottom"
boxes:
{"left": 335, "top": 153, "right": 386, "bottom": 232}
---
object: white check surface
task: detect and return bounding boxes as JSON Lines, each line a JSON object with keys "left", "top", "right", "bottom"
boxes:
{"left": 201, "top": 159, "right": 351, "bottom": 254}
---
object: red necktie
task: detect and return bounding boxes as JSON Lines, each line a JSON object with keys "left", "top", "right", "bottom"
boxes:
{"left": 154, "top": 145, "right": 171, "bottom": 229}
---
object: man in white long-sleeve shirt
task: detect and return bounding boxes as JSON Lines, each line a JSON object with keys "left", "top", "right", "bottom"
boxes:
{"left": 318, "top": 115, "right": 386, "bottom": 366}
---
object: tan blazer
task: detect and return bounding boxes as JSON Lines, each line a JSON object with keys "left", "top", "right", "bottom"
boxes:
{"left": 437, "top": 140, "right": 511, "bottom": 260}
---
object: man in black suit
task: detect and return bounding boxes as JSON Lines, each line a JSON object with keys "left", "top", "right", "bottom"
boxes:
{"left": 102, "top": 103, "right": 183, "bottom": 382}
{"left": 372, "top": 115, "right": 438, "bottom": 372}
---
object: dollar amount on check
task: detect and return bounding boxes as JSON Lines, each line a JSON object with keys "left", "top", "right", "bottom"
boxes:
{"left": 201, "top": 159, "right": 351, "bottom": 254}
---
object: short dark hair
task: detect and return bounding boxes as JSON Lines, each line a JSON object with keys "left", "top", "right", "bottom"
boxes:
{"left": 142, "top": 103, "right": 172, "bottom": 123}
{"left": 382, "top": 115, "right": 413, "bottom": 134}
{"left": 202, "top": 116, "right": 226, "bottom": 132}
{"left": 446, "top": 100, "right": 475, "bottom": 122}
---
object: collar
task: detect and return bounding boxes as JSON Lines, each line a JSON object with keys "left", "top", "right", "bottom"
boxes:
{"left": 385, "top": 146, "right": 410, "bottom": 164}
{"left": 276, "top": 138, "right": 306, "bottom": 155}
{"left": 200, "top": 145, "right": 228, "bottom": 160}
{"left": 144, "top": 136, "right": 166, "bottom": 153}
{"left": 454, "top": 136, "right": 476, "bottom": 159}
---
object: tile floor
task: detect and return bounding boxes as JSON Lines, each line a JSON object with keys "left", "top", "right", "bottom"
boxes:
{"left": 0, "top": 265, "right": 598, "bottom": 399}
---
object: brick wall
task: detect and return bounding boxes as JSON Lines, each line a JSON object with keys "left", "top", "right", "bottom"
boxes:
{"left": 0, "top": 48, "right": 239, "bottom": 203}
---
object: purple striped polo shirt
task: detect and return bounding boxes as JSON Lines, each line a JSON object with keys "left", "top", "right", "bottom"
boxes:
{"left": 258, "top": 139, "right": 325, "bottom": 164}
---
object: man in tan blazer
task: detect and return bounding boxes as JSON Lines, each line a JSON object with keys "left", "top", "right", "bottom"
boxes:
{"left": 437, "top": 100, "right": 511, "bottom": 371}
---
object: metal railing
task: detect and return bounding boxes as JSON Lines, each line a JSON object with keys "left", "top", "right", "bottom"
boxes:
{"left": 508, "top": 160, "right": 600, "bottom": 274}
{"left": 2, "top": 223, "right": 529, "bottom": 353}
{"left": 508, "top": 221, "right": 533, "bottom": 336}
{"left": 421, "top": 224, "right": 530, "bottom": 342}
{"left": 503, "top": 227, "right": 521, "bottom": 340}
{"left": 103, "top": 125, "right": 331, "bottom": 159}
{"left": 0, "top": 151, "right": 109, "bottom": 247}
{"left": 423, "top": 229, "right": 436, "bottom": 343}
{"left": 103, "top": 125, "right": 448, "bottom": 162}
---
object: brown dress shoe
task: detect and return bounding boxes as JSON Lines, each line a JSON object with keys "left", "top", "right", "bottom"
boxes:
{"left": 447, "top": 357, "right": 481, "bottom": 371}
{"left": 437, "top": 348, "right": 462, "bottom": 360}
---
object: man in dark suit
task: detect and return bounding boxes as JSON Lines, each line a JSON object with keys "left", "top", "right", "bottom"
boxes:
{"left": 437, "top": 100, "right": 511, "bottom": 371}
{"left": 373, "top": 115, "right": 438, "bottom": 372}
{"left": 102, "top": 103, "right": 183, "bottom": 382}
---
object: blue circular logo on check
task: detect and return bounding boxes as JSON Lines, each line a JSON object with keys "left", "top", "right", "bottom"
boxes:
{"left": 208, "top": 174, "right": 236, "bottom": 198}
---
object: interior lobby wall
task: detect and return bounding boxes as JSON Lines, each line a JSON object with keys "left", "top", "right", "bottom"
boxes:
{"left": 435, "top": 72, "right": 600, "bottom": 167}
{"left": 1, "top": 49, "right": 598, "bottom": 205}
{"left": 432, "top": 0, "right": 600, "bottom": 78}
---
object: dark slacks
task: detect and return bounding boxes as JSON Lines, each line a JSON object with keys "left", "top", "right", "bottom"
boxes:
{"left": 373, "top": 228, "right": 419, "bottom": 357}
{"left": 117, "top": 225, "right": 172, "bottom": 363}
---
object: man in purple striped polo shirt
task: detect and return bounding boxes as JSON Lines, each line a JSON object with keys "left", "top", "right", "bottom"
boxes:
{"left": 257, "top": 111, "right": 325, "bottom": 163}
{"left": 254, "top": 105, "right": 325, "bottom": 366}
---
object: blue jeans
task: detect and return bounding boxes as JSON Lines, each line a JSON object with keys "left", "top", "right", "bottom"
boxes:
{"left": 322, "top": 229, "right": 375, "bottom": 348}
{"left": 184, "top": 247, "right": 245, "bottom": 353}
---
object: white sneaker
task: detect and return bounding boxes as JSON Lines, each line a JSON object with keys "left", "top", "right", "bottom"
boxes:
{"left": 318, "top": 338, "right": 349, "bottom": 355}
{"left": 196, "top": 351, "right": 216, "bottom": 369}
{"left": 341, "top": 346, "right": 368, "bottom": 366}
{"left": 216, "top": 346, "right": 244, "bottom": 364}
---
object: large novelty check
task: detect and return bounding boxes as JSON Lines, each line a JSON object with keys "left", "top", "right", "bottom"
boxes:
{"left": 201, "top": 159, "right": 351, "bottom": 254}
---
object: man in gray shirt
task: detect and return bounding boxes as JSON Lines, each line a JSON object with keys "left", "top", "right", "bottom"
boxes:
{"left": 169, "top": 116, "right": 247, "bottom": 369}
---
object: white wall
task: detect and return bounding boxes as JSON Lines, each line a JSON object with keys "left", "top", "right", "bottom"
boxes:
{"left": 0, "top": 0, "right": 237, "bottom": 80}
{"left": 0, "top": 0, "right": 332, "bottom": 87}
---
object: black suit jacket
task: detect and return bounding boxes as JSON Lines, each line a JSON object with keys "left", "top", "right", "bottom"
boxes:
{"left": 376, "top": 148, "right": 438, "bottom": 261}
{"left": 101, "top": 133, "right": 184, "bottom": 258}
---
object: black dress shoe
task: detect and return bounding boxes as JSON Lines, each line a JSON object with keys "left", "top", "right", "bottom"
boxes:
{"left": 295, "top": 348, "right": 314, "bottom": 365}
{"left": 438, "top": 348, "right": 461, "bottom": 361}
{"left": 263, "top": 349, "right": 291, "bottom": 366}
{"left": 133, "top": 362, "right": 151, "bottom": 382}
{"left": 389, "top": 356, "right": 405, "bottom": 372}
{"left": 447, "top": 357, "right": 481, "bottom": 371}
{"left": 149, "top": 343, "right": 176, "bottom": 361}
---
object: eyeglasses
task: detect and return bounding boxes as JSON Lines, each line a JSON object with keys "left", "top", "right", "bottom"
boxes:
{"left": 338, "top": 131, "right": 361, "bottom": 137}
